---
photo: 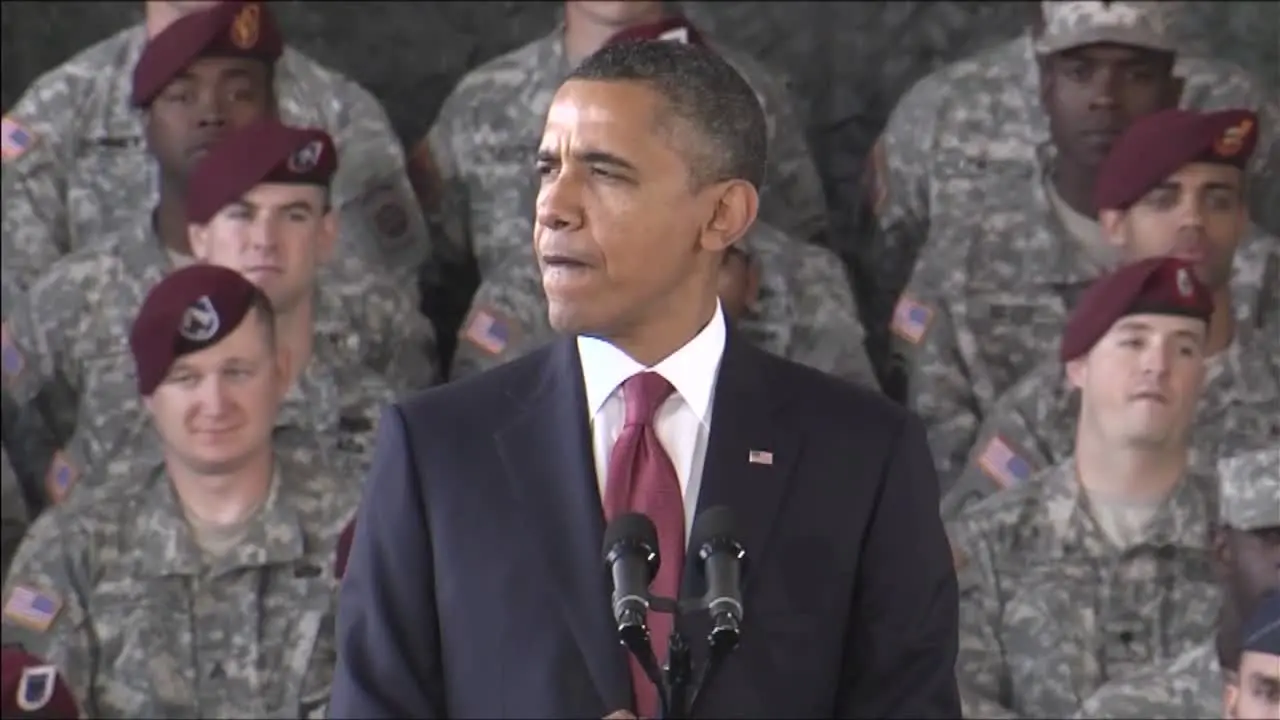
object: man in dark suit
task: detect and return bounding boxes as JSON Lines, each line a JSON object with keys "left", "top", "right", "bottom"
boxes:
{"left": 329, "top": 39, "right": 960, "bottom": 719}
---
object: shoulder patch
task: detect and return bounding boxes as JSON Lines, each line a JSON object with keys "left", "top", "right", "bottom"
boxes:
{"left": 1, "top": 116, "right": 36, "bottom": 162}
{"left": 462, "top": 307, "right": 515, "bottom": 356}
{"left": 862, "top": 137, "right": 889, "bottom": 216}
{"left": 890, "top": 293, "right": 934, "bottom": 345}
{"left": 16, "top": 664, "right": 57, "bottom": 711}
{"left": 1, "top": 322, "right": 25, "bottom": 382}
{"left": 977, "top": 435, "right": 1033, "bottom": 489}
{"left": 44, "top": 450, "right": 79, "bottom": 505}
{"left": 2, "top": 586, "right": 62, "bottom": 633}
{"left": 362, "top": 185, "right": 411, "bottom": 250}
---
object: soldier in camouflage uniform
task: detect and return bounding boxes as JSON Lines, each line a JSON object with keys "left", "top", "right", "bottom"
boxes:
{"left": 942, "top": 108, "right": 1280, "bottom": 518}
{"left": 411, "top": 0, "right": 828, "bottom": 355}
{"left": 0, "top": 266, "right": 358, "bottom": 718}
{"left": 1, "top": 121, "right": 420, "bottom": 509}
{"left": 1228, "top": 593, "right": 1280, "bottom": 720}
{"left": 1072, "top": 447, "right": 1280, "bottom": 720}
{"left": 452, "top": 221, "right": 879, "bottom": 389}
{"left": 0, "top": 1, "right": 432, "bottom": 301}
{"left": 896, "top": 1, "right": 1253, "bottom": 485}
{"left": 950, "top": 258, "right": 1222, "bottom": 718}
{"left": 863, "top": 0, "right": 1279, "bottom": 384}
{"left": 0, "top": 447, "right": 28, "bottom": 580}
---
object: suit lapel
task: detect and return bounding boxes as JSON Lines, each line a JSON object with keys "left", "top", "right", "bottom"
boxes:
{"left": 495, "top": 339, "right": 631, "bottom": 711}
{"left": 687, "top": 330, "right": 799, "bottom": 596}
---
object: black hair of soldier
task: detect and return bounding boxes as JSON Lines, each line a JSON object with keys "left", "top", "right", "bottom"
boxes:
{"left": 566, "top": 39, "right": 769, "bottom": 194}
{"left": 1214, "top": 521, "right": 1280, "bottom": 674}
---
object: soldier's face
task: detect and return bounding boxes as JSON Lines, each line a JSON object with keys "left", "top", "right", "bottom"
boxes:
{"left": 1104, "top": 163, "right": 1247, "bottom": 291}
{"left": 1225, "top": 650, "right": 1280, "bottom": 720}
{"left": 717, "top": 250, "right": 758, "bottom": 322}
{"left": 1042, "top": 45, "right": 1180, "bottom": 167}
{"left": 1225, "top": 526, "right": 1280, "bottom": 629}
{"left": 146, "top": 57, "right": 275, "bottom": 179}
{"left": 569, "top": 1, "right": 664, "bottom": 27}
{"left": 1068, "top": 313, "right": 1207, "bottom": 449}
{"left": 145, "top": 312, "right": 287, "bottom": 476}
{"left": 189, "top": 183, "right": 336, "bottom": 313}
{"left": 534, "top": 79, "right": 747, "bottom": 338}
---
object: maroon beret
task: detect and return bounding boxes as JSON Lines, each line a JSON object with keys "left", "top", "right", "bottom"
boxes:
{"left": 1095, "top": 108, "right": 1259, "bottom": 212}
{"left": 132, "top": 1, "right": 284, "bottom": 107}
{"left": 1060, "top": 257, "right": 1214, "bottom": 362}
{"left": 129, "top": 265, "right": 265, "bottom": 396}
{"left": 603, "top": 17, "right": 707, "bottom": 47}
{"left": 335, "top": 519, "right": 355, "bottom": 579}
{"left": 187, "top": 119, "right": 337, "bottom": 224}
{"left": 0, "top": 648, "right": 78, "bottom": 719}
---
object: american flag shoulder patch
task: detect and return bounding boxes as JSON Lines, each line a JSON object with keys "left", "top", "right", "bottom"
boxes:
{"left": 891, "top": 294, "right": 934, "bottom": 344}
{"left": 1, "top": 116, "right": 35, "bottom": 162}
{"left": 977, "top": 436, "right": 1033, "bottom": 489}
{"left": 3, "top": 586, "right": 63, "bottom": 632}
{"left": 1, "top": 321, "right": 25, "bottom": 381}
{"left": 463, "top": 307, "right": 512, "bottom": 356}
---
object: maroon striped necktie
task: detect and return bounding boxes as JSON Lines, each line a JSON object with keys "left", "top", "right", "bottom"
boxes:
{"left": 603, "top": 371, "right": 685, "bottom": 719}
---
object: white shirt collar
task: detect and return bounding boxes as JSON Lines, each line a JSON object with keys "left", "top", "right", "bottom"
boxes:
{"left": 577, "top": 302, "right": 727, "bottom": 424}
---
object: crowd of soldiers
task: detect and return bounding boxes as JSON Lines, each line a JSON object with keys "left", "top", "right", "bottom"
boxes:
{"left": 0, "top": 0, "right": 1276, "bottom": 718}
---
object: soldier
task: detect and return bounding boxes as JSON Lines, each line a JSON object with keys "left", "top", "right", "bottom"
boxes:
{"left": 1072, "top": 448, "right": 1280, "bottom": 719}
{"left": 942, "top": 108, "right": 1280, "bottom": 518}
{"left": 950, "top": 257, "right": 1221, "bottom": 717}
{"left": 1, "top": 1, "right": 431, "bottom": 300}
{"left": 0, "top": 647, "right": 80, "bottom": 719}
{"left": 1, "top": 447, "right": 28, "bottom": 580}
{"left": 898, "top": 0, "right": 1195, "bottom": 484}
{"left": 0, "top": 266, "right": 358, "bottom": 718}
{"left": 864, "top": 0, "right": 1278, "bottom": 381}
{"left": 412, "top": 0, "right": 828, "bottom": 357}
{"left": 1229, "top": 593, "right": 1280, "bottom": 720}
{"left": 1, "top": 120, "right": 421, "bottom": 511}
{"left": 452, "top": 221, "right": 879, "bottom": 389}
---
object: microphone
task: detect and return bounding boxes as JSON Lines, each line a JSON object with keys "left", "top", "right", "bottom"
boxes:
{"left": 601, "top": 512, "right": 661, "bottom": 646}
{"left": 690, "top": 506, "right": 746, "bottom": 651}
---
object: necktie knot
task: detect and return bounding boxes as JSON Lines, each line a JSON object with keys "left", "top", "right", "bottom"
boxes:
{"left": 621, "top": 371, "right": 675, "bottom": 427}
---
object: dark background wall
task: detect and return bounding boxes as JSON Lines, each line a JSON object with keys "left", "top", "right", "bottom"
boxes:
{"left": 3, "top": 1, "right": 1276, "bottom": 251}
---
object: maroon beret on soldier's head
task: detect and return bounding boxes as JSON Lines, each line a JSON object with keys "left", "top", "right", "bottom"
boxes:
{"left": 129, "top": 265, "right": 265, "bottom": 396}
{"left": 1094, "top": 108, "right": 1259, "bottom": 212}
{"left": 335, "top": 519, "right": 356, "bottom": 579}
{"left": 603, "top": 16, "right": 706, "bottom": 48}
{"left": 132, "top": 1, "right": 284, "bottom": 107}
{"left": 1060, "top": 257, "right": 1214, "bottom": 362}
{"left": 186, "top": 119, "right": 337, "bottom": 225}
{"left": 0, "top": 648, "right": 79, "bottom": 719}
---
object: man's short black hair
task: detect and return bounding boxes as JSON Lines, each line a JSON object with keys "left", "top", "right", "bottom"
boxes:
{"left": 568, "top": 40, "right": 769, "bottom": 190}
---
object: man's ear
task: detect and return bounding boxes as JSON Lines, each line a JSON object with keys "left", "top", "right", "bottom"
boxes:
{"left": 1098, "top": 209, "right": 1128, "bottom": 249}
{"left": 699, "top": 179, "right": 759, "bottom": 254}
{"left": 1064, "top": 357, "right": 1088, "bottom": 390}
{"left": 188, "top": 222, "right": 210, "bottom": 260}
{"left": 316, "top": 208, "right": 338, "bottom": 265}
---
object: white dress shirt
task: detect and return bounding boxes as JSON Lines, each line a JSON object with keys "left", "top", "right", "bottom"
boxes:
{"left": 577, "top": 303, "right": 727, "bottom": 539}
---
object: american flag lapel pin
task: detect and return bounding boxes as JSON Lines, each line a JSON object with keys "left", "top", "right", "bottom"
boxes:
{"left": 748, "top": 449, "right": 773, "bottom": 466}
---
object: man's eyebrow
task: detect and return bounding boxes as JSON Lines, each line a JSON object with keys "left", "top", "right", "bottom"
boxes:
{"left": 536, "top": 147, "right": 639, "bottom": 174}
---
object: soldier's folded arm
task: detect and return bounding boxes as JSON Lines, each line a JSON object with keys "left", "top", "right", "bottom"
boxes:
{"left": 952, "top": 525, "right": 1021, "bottom": 719}
{"left": 1, "top": 505, "right": 98, "bottom": 716}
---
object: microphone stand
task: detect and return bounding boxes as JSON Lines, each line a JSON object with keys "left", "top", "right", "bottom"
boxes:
{"left": 663, "top": 630, "right": 692, "bottom": 719}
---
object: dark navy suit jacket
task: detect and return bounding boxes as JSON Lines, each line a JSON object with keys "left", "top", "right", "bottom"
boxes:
{"left": 329, "top": 331, "right": 960, "bottom": 718}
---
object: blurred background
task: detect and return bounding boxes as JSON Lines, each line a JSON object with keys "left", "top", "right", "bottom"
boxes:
{"left": 3, "top": 1, "right": 1276, "bottom": 255}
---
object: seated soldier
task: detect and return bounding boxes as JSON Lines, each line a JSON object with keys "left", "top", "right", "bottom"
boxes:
{"left": 0, "top": 647, "right": 79, "bottom": 719}
{"left": 2, "top": 1, "right": 431, "bottom": 297}
{"left": 1073, "top": 447, "right": 1280, "bottom": 719}
{"left": 451, "top": 221, "right": 878, "bottom": 389}
{"left": 950, "top": 258, "right": 1221, "bottom": 717}
{"left": 942, "top": 108, "right": 1279, "bottom": 519}
{"left": 1, "top": 120, "right": 415, "bottom": 510}
{"left": 0, "top": 266, "right": 359, "bottom": 718}
{"left": 1228, "top": 592, "right": 1280, "bottom": 720}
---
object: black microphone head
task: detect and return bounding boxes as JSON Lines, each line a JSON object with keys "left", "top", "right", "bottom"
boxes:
{"left": 602, "top": 512, "right": 661, "bottom": 573}
{"left": 692, "top": 506, "right": 746, "bottom": 571}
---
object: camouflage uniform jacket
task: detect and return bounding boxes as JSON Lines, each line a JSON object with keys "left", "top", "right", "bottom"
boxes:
{"left": 1, "top": 230, "right": 406, "bottom": 504}
{"left": 0, "top": 444, "right": 359, "bottom": 718}
{"left": 864, "top": 29, "right": 1280, "bottom": 356}
{"left": 0, "top": 447, "right": 29, "bottom": 580}
{"left": 941, "top": 238, "right": 1280, "bottom": 518}
{"left": 950, "top": 458, "right": 1220, "bottom": 718}
{"left": 452, "top": 222, "right": 879, "bottom": 389}
{"left": 420, "top": 27, "right": 829, "bottom": 281}
{"left": 1073, "top": 639, "right": 1221, "bottom": 719}
{"left": 1, "top": 24, "right": 432, "bottom": 294}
